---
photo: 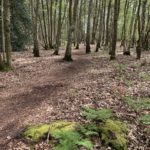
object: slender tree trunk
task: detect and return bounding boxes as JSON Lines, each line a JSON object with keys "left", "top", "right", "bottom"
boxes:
{"left": 86, "top": 0, "right": 93, "bottom": 54}
{"left": 53, "top": 0, "right": 62, "bottom": 55}
{"left": 50, "top": 0, "right": 53, "bottom": 48}
{"left": 105, "top": 0, "right": 112, "bottom": 46}
{"left": 91, "top": 0, "right": 98, "bottom": 44}
{"left": 110, "top": 0, "right": 120, "bottom": 60}
{"left": 128, "top": 1, "right": 137, "bottom": 50}
{"left": 31, "top": 0, "right": 40, "bottom": 57}
{"left": 41, "top": 0, "right": 48, "bottom": 49}
{"left": 4, "top": 0, "right": 11, "bottom": 66}
{"left": 75, "top": 0, "right": 83, "bottom": 49}
{"left": 95, "top": 0, "right": 103, "bottom": 52}
{"left": 1, "top": 0, "right": 5, "bottom": 62}
{"left": 64, "top": 0, "right": 79, "bottom": 61}
{"left": 136, "top": 0, "right": 142, "bottom": 60}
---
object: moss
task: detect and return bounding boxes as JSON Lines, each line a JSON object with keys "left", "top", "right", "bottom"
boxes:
{"left": 99, "top": 119, "right": 128, "bottom": 150}
{"left": 23, "top": 124, "right": 50, "bottom": 142}
{"left": 49, "top": 121, "right": 77, "bottom": 136}
{"left": 23, "top": 121, "right": 77, "bottom": 142}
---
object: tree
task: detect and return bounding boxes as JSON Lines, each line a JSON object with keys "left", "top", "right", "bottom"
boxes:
{"left": 10, "top": 0, "right": 32, "bottom": 51}
{"left": 86, "top": 0, "right": 93, "bottom": 54}
{"left": 136, "top": 0, "right": 142, "bottom": 60}
{"left": 53, "top": 0, "right": 62, "bottom": 55}
{"left": 110, "top": 0, "right": 120, "bottom": 60}
{"left": 63, "top": 0, "right": 79, "bottom": 61}
{"left": 31, "top": 0, "right": 40, "bottom": 57}
{"left": 4, "top": 0, "right": 11, "bottom": 67}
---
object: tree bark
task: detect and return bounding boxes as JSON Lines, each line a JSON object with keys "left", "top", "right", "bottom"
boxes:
{"left": 86, "top": 0, "right": 93, "bottom": 54}
{"left": 4, "top": 0, "right": 11, "bottom": 66}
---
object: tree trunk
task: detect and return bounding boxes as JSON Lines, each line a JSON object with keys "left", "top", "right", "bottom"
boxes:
{"left": 136, "top": 0, "right": 142, "bottom": 60}
{"left": 110, "top": 0, "right": 120, "bottom": 60}
{"left": 64, "top": 0, "right": 79, "bottom": 61}
{"left": 53, "top": 0, "right": 62, "bottom": 55}
{"left": 4, "top": 0, "right": 11, "bottom": 66}
{"left": 86, "top": 0, "right": 93, "bottom": 54}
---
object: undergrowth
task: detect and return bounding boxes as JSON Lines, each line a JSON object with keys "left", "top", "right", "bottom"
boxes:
{"left": 82, "top": 107, "right": 112, "bottom": 122}
{"left": 123, "top": 96, "right": 150, "bottom": 111}
{"left": 23, "top": 108, "right": 128, "bottom": 150}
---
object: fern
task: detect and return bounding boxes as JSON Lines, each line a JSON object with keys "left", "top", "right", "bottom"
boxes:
{"left": 82, "top": 107, "right": 112, "bottom": 122}
{"left": 77, "top": 139, "right": 93, "bottom": 150}
{"left": 53, "top": 131, "right": 80, "bottom": 150}
{"left": 52, "top": 130, "right": 93, "bottom": 150}
{"left": 77, "top": 124, "right": 99, "bottom": 137}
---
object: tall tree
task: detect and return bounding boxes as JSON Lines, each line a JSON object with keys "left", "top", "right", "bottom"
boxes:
{"left": 86, "top": 0, "right": 93, "bottom": 54}
{"left": 136, "top": 0, "right": 142, "bottom": 59}
{"left": 4, "top": 0, "right": 11, "bottom": 66}
{"left": 110, "top": 0, "right": 120, "bottom": 60}
{"left": 31, "top": 0, "right": 40, "bottom": 57}
{"left": 53, "top": 0, "right": 62, "bottom": 55}
{"left": 64, "top": 0, "right": 79, "bottom": 61}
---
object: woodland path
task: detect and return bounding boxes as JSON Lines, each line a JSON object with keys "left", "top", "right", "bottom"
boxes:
{"left": 0, "top": 45, "right": 150, "bottom": 149}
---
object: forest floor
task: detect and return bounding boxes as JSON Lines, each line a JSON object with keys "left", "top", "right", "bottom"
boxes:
{"left": 0, "top": 44, "right": 150, "bottom": 150}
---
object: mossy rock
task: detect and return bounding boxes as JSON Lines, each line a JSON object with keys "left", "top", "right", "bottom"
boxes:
{"left": 99, "top": 119, "right": 128, "bottom": 150}
{"left": 23, "top": 121, "right": 77, "bottom": 142}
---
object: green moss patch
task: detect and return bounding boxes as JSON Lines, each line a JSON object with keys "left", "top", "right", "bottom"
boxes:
{"left": 23, "top": 124, "right": 49, "bottom": 142}
{"left": 99, "top": 119, "right": 128, "bottom": 150}
{"left": 23, "top": 121, "right": 77, "bottom": 142}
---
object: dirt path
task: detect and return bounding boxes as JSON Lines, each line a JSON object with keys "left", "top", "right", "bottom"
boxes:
{"left": 0, "top": 46, "right": 100, "bottom": 146}
{"left": 0, "top": 45, "right": 150, "bottom": 149}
